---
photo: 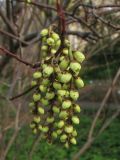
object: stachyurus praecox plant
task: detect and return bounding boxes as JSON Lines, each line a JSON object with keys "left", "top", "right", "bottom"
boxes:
{"left": 29, "top": 28, "right": 85, "bottom": 148}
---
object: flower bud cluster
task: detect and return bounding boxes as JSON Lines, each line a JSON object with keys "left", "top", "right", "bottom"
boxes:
{"left": 29, "top": 28, "right": 85, "bottom": 147}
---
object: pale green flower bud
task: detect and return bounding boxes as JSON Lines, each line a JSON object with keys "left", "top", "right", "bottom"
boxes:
{"left": 64, "top": 125, "right": 73, "bottom": 133}
{"left": 73, "top": 51, "right": 85, "bottom": 63}
{"left": 70, "top": 90, "right": 79, "bottom": 101}
{"left": 63, "top": 48, "right": 69, "bottom": 55}
{"left": 62, "top": 100, "right": 72, "bottom": 109}
{"left": 57, "top": 120, "right": 64, "bottom": 128}
{"left": 33, "top": 116, "right": 41, "bottom": 123}
{"left": 46, "top": 117, "right": 54, "bottom": 123}
{"left": 39, "top": 85, "right": 47, "bottom": 92}
{"left": 30, "top": 123, "right": 35, "bottom": 129}
{"left": 45, "top": 92, "right": 55, "bottom": 100}
{"left": 33, "top": 93, "right": 41, "bottom": 102}
{"left": 43, "top": 66, "right": 54, "bottom": 77}
{"left": 41, "top": 45, "right": 48, "bottom": 51}
{"left": 53, "top": 82, "right": 62, "bottom": 90}
{"left": 47, "top": 38, "right": 55, "bottom": 46}
{"left": 60, "top": 134, "right": 67, "bottom": 142}
{"left": 33, "top": 71, "right": 42, "bottom": 79}
{"left": 52, "top": 131, "right": 58, "bottom": 139}
{"left": 51, "top": 32, "right": 60, "bottom": 41}
{"left": 31, "top": 80, "right": 37, "bottom": 87}
{"left": 58, "top": 73, "right": 72, "bottom": 83}
{"left": 70, "top": 137, "right": 77, "bottom": 145}
{"left": 72, "top": 116, "right": 80, "bottom": 124}
{"left": 33, "top": 128, "right": 37, "bottom": 134}
{"left": 59, "top": 111, "right": 68, "bottom": 119}
{"left": 40, "top": 29, "right": 49, "bottom": 37}
{"left": 72, "top": 130, "right": 77, "bottom": 137}
{"left": 70, "top": 62, "right": 81, "bottom": 73}
{"left": 52, "top": 106, "right": 60, "bottom": 113}
{"left": 59, "top": 58, "right": 69, "bottom": 70}
{"left": 41, "top": 98, "right": 49, "bottom": 106}
{"left": 75, "top": 77, "right": 84, "bottom": 88}
{"left": 38, "top": 107, "right": 44, "bottom": 114}
{"left": 74, "top": 104, "right": 81, "bottom": 113}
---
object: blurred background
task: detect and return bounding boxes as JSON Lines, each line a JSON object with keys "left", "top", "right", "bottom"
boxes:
{"left": 0, "top": 0, "right": 120, "bottom": 160}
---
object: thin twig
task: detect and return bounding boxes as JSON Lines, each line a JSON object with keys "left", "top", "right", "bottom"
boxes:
{"left": 0, "top": 47, "right": 38, "bottom": 68}
{"left": 10, "top": 85, "right": 37, "bottom": 101}
{"left": 0, "top": 29, "right": 29, "bottom": 46}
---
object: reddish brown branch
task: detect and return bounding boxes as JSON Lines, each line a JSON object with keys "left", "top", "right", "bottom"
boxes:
{"left": 0, "top": 29, "right": 29, "bottom": 46}
{"left": 0, "top": 47, "right": 40, "bottom": 68}
{"left": 56, "top": 0, "right": 66, "bottom": 35}
{"left": 10, "top": 85, "right": 37, "bottom": 101}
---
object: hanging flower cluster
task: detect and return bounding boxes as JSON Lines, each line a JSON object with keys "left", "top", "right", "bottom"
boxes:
{"left": 29, "top": 28, "right": 85, "bottom": 147}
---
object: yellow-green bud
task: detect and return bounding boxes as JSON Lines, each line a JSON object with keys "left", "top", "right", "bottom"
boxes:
{"left": 52, "top": 106, "right": 60, "bottom": 113}
{"left": 33, "top": 93, "right": 41, "bottom": 102}
{"left": 53, "top": 82, "right": 62, "bottom": 90}
{"left": 57, "top": 129, "right": 62, "bottom": 135}
{"left": 38, "top": 107, "right": 44, "bottom": 114}
{"left": 60, "top": 134, "right": 67, "bottom": 142}
{"left": 41, "top": 98, "right": 49, "bottom": 106}
{"left": 33, "top": 71, "right": 42, "bottom": 79}
{"left": 65, "top": 91, "right": 69, "bottom": 97}
{"left": 41, "top": 45, "right": 48, "bottom": 51}
{"left": 41, "top": 126, "right": 49, "bottom": 133}
{"left": 43, "top": 66, "right": 54, "bottom": 77}
{"left": 64, "top": 142, "right": 69, "bottom": 148}
{"left": 64, "top": 39, "right": 70, "bottom": 47}
{"left": 39, "top": 85, "right": 47, "bottom": 92}
{"left": 62, "top": 84, "right": 69, "bottom": 90}
{"left": 51, "top": 32, "right": 60, "bottom": 41}
{"left": 38, "top": 125, "right": 43, "bottom": 131}
{"left": 57, "top": 120, "right": 64, "bottom": 128}
{"left": 58, "top": 73, "right": 72, "bottom": 83}
{"left": 40, "top": 29, "right": 49, "bottom": 37}
{"left": 57, "top": 90, "right": 66, "bottom": 97}
{"left": 73, "top": 51, "right": 85, "bottom": 63}
{"left": 41, "top": 79, "right": 50, "bottom": 86}
{"left": 72, "top": 130, "right": 77, "bottom": 137}
{"left": 33, "top": 116, "right": 41, "bottom": 123}
{"left": 29, "top": 102, "right": 35, "bottom": 107}
{"left": 70, "top": 62, "right": 81, "bottom": 73}
{"left": 64, "top": 125, "right": 73, "bottom": 133}
{"left": 30, "top": 123, "right": 35, "bottom": 129}
{"left": 42, "top": 37, "right": 47, "bottom": 43}
{"left": 31, "top": 80, "right": 37, "bottom": 87}
{"left": 27, "top": 0, "right": 31, "bottom": 3}
{"left": 51, "top": 48, "right": 57, "bottom": 54}
{"left": 70, "top": 137, "right": 77, "bottom": 145}
{"left": 70, "top": 90, "right": 79, "bottom": 101}
{"left": 33, "top": 128, "right": 37, "bottom": 134}
{"left": 62, "top": 100, "right": 72, "bottom": 109}
{"left": 45, "top": 92, "right": 55, "bottom": 100}
{"left": 63, "top": 48, "right": 69, "bottom": 55}
{"left": 75, "top": 77, "right": 84, "bottom": 88}
{"left": 74, "top": 104, "right": 81, "bottom": 113}
{"left": 46, "top": 117, "right": 54, "bottom": 123}
{"left": 72, "top": 116, "right": 80, "bottom": 124}
{"left": 60, "top": 56, "right": 65, "bottom": 61}
{"left": 57, "top": 96, "right": 62, "bottom": 103}
{"left": 52, "top": 131, "right": 58, "bottom": 139}
{"left": 56, "top": 39, "right": 61, "bottom": 47}
{"left": 59, "top": 111, "right": 68, "bottom": 119}
{"left": 47, "top": 37, "right": 55, "bottom": 46}
{"left": 59, "top": 58, "right": 69, "bottom": 70}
